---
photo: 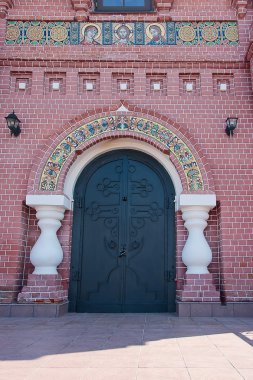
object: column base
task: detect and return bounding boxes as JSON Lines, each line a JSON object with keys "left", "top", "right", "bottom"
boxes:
{"left": 178, "top": 274, "right": 220, "bottom": 302}
{"left": 177, "top": 301, "right": 253, "bottom": 317}
{"left": 0, "top": 290, "right": 20, "bottom": 303}
{"left": 0, "top": 301, "right": 68, "bottom": 317}
{"left": 17, "top": 274, "right": 68, "bottom": 303}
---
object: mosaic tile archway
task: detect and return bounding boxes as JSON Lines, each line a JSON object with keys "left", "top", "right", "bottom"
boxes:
{"left": 39, "top": 115, "right": 204, "bottom": 192}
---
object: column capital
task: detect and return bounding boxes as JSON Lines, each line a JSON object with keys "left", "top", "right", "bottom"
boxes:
{"left": 26, "top": 194, "right": 72, "bottom": 210}
{"left": 179, "top": 193, "right": 216, "bottom": 210}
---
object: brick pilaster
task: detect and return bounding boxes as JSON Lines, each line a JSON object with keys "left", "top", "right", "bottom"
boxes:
{"left": 179, "top": 274, "right": 220, "bottom": 302}
{"left": 17, "top": 274, "right": 68, "bottom": 303}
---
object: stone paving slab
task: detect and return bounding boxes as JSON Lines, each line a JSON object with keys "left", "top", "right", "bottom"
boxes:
{"left": 0, "top": 314, "right": 252, "bottom": 379}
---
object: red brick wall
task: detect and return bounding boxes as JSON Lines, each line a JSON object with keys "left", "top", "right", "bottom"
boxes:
{"left": 1, "top": 0, "right": 253, "bottom": 302}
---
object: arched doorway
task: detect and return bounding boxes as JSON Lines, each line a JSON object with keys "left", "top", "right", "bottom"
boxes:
{"left": 21, "top": 110, "right": 217, "bottom": 311}
{"left": 69, "top": 150, "right": 176, "bottom": 312}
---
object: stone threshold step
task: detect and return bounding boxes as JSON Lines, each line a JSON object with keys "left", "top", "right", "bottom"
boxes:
{"left": 0, "top": 301, "right": 69, "bottom": 317}
{"left": 177, "top": 301, "right": 253, "bottom": 317}
{"left": 0, "top": 301, "right": 252, "bottom": 318}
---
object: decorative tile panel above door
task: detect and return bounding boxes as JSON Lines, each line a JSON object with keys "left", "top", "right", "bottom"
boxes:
{"left": 5, "top": 21, "right": 239, "bottom": 46}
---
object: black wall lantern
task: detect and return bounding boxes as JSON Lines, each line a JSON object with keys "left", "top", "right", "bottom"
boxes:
{"left": 225, "top": 117, "right": 238, "bottom": 137}
{"left": 5, "top": 110, "right": 21, "bottom": 137}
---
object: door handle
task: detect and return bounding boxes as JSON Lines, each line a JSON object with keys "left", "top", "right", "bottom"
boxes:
{"left": 118, "top": 246, "right": 127, "bottom": 257}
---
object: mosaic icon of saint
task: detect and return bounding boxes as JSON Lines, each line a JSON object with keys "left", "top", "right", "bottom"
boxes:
{"left": 114, "top": 24, "right": 133, "bottom": 45}
{"left": 81, "top": 24, "right": 100, "bottom": 45}
{"left": 147, "top": 24, "right": 166, "bottom": 45}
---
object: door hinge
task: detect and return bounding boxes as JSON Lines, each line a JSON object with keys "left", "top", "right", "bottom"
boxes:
{"left": 71, "top": 270, "right": 81, "bottom": 281}
{"left": 167, "top": 196, "right": 175, "bottom": 209}
{"left": 75, "top": 197, "right": 84, "bottom": 209}
{"left": 165, "top": 269, "right": 176, "bottom": 282}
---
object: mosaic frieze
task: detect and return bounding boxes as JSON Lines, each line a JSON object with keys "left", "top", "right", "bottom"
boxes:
{"left": 39, "top": 116, "right": 204, "bottom": 192}
{"left": 198, "top": 22, "right": 221, "bottom": 45}
{"left": 23, "top": 21, "right": 47, "bottom": 45}
{"left": 6, "top": 21, "right": 239, "bottom": 46}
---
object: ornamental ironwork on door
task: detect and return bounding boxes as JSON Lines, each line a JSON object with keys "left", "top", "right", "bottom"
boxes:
{"left": 69, "top": 150, "right": 176, "bottom": 312}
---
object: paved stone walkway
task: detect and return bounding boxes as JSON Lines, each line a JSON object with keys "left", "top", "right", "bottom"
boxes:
{"left": 0, "top": 314, "right": 253, "bottom": 379}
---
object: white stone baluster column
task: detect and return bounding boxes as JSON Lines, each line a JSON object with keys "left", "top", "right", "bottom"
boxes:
{"left": 30, "top": 206, "right": 65, "bottom": 274}
{"left": 26, "top": 195, "right": 71, "bottom": 275}
{"left": 180, "top": 194, "right": 216, "bottom": 274}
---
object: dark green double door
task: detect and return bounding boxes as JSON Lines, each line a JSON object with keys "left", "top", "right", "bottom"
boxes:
{"left": 69, "top": 150, "right": 176, "bottom": 312}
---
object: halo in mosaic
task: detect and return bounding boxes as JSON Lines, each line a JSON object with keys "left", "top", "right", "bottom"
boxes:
{"left": 5, "top": 21, "right": 239, "bottom": 46}
{"left": 145, "top": 23, "right": 167, "bottom": 45}
{"left": 81, "top": 23, "right": 102, "bottom": 45}
{"left": 39, "top": 116, "right": 204, "bottom": 192}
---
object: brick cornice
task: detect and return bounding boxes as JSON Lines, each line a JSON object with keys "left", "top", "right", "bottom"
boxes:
{"left": 231, "top": 0, "right": 250, "bottom": 19}
{"left": 0, "top": 58, "right": 248, "bottom": 70}
{"left": 0, "top": 0, "right": 13, "bottom": 19}
{"left": 71, "top": 0, "right": 92, "bottom": 21}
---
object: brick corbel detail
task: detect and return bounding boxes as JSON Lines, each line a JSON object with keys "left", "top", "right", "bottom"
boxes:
{"left": 0, "top": 0, "right": 13, "bottom": 19}
{"left": 231, "top": 0, "right": 249, "bottom": 19}
{"left": 71, "top": 0, "right": 92, "bottom": 21}
{"left": 155, "top": 0, "right": 174, "bottom": 21}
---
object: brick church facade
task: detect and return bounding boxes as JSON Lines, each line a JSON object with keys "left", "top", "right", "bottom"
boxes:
{"left": 0, "top": 0, "right": 253, "bottom": 316}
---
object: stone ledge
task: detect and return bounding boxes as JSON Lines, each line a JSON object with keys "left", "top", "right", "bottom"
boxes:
{"left": 177, "top": 301, "right": 253, "bottom": 317}
{"left": 0, "top": 301, "right": 68, "bottom": 317}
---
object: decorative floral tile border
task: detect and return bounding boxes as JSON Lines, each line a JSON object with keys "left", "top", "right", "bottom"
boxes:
{"left": 6, "top": 21, "right": 238, "bottom": 46}
{"left": 39, "top": 115, "right": 204, "bottom": 192}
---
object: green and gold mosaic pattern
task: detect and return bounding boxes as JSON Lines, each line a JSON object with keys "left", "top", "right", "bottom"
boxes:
{"left": 39, "top": 116, "right": 204, "bottom": 192}
{"left": 6, "top": 21, "right": 238, "bottom": 46}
